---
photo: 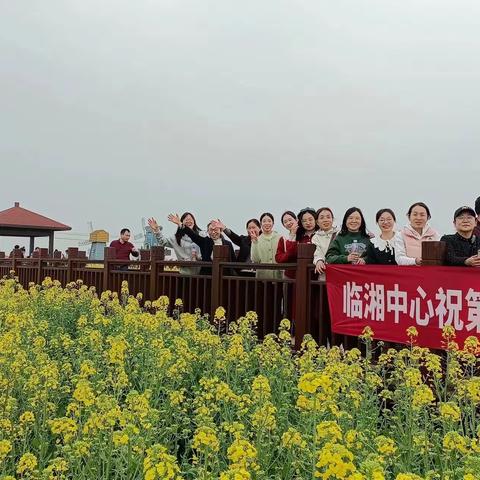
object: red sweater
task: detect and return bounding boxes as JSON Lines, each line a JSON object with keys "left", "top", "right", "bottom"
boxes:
{"left": 109, "top": 240, "right": 138, "bottom": 261}
{"left": 275, "top": 234, "right": 313, "bottom": 279}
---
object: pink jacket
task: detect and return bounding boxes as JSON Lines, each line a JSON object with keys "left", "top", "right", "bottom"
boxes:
{"left": 394, "top": 224, "right": 440, "bottom": 265}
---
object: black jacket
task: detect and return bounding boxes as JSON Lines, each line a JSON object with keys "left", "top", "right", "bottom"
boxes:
{"left": 223, "top": 228, "right": 251, "bottom": 263}
{"left": 366, "top": 237, "right": 397, "bottom": 265}
{"left": 441, "top": 233, "right": 480, "bottom": 266}
{"left": 180, "top": 226, "right": 235, "bottom": 275}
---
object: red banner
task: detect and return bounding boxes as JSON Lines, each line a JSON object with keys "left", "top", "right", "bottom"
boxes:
{"left": 326, "top": 265, "right": 480, "bottom": 350}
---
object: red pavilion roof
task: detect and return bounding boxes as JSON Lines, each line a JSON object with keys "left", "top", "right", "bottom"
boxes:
{"left": 0, "top": 202, "right": 71, "bottom": 231}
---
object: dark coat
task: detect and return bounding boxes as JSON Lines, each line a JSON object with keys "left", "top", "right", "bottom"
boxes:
{"left": 180, "top": 226, "right": 235, "bottom": 275}
{"left": 223, "top": 228, "right": 251, "bottom": 263}
{"left": 441, "top": 232, "right": 480, "bottom": 266}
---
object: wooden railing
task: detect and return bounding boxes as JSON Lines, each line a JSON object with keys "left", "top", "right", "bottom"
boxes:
{"left": 0, "top": 241, "right": 452, "bottom": 349}
{"left": 0, "top": 244, "right": 342, "bottom": 348}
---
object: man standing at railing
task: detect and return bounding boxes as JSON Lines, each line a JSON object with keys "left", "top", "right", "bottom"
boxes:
{"left": 110, "top": 228, "right": 139, "bottom": 268}
{"left": 441, "top": 206, "right": 480, "bottom": 267}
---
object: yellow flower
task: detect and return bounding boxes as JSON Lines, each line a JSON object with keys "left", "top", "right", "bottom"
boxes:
{"left": 315, "top": 442, "right": 356, "bottom": 479}
{"left": 49, "top": 417, "right": 78, "bottom": 443}
{"left": 279, "top": 318, "right": 291, "bottom": 330}
{"left": 442, "top": 325, "right": 456, "bottom": 341}
{"left": 79, "top": 360, "right": 97, "bottom": 377}
{"left": 73, "top": 379, "right": 95, "bottom": 407}
{"left": 113, "top": 431, "right": 129, "bottom": 446}
{"left": 192, "top": 426, "right": 220, "bottom": 453}
{"left": 226, "top": 438, "right": 258, "bottom": 469}
{"left": 281, "top": 428, "right": 307, "bottom": 449}
{"left": 439, "top": 402, "right": 461, "bottom": 422}
{"left": 222, "top": 422, "right": 246, "bottom": 438}
{"left": 251, "top": 375, "right": 271, "bottom": 402}
{"left": 42, "top": 457, "right": 68, "bottom": 479}
{"left": 17, "top": 453, "right": 38, "bottom": 475}
{"left": 403, "top": 368, "right": 422, "bottom": 388}
{"left": 0, "top": 439, "right": 12, "bottom": 461}
{"left": 443, "top": 431, "right": 469, "bottom": 454}
{"left": 144, "top": 444, "right": 182, "bottom": 480}
{"left": 412, "top": 385, "right": 435, "bottom": 410}
{"left": 215, "top": 306, "right": 226, "bottom": 320}
{"left": 174, "top": 298, "right": 183, "bottom": 307}
{"left": 220, "top": 467, "right": 252, "bottom": 479}
{"left": 464, "top": 377, "right": 480, "bottom": 403}
{"left": 298, "top": 372, "right": 335, "bottom": 395}
{"left": 251, "top": 402, "right": 277, "bottom": 431}
{"left": 71, "top": 440, "right": 91, "bottom": 458}
{"left": 19, "top": 411, "right": 35, "bottom": 424}
{"left": 406, "top": 326, "right": 418, "bottom": 339}
{"left": 463, "top": 336, "right": 480, "bottom": 354}
{"left": 395, "top": 475, "right": 424, "bottom": 480}
{"left": 316, "top": 421, "right": 343, "bottom": 445}
{"left": 359, "top": 326, "right": 374, "bottom": 340}
{"left": 375, "top": 436, "right": 397, "bottom": 456}
{"left": 169, "top": 389, "right": 186, "bottom": 406}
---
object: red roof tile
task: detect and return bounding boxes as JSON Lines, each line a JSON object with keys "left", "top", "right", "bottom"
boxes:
{"left": 0, "top": 202, "right": 71, "bottom": 231}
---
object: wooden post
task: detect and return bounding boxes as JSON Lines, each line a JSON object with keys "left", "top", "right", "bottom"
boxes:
{"left": 211, "top": 245, "right": 230, "bottom": 317}
{"left": 140, "top": 249, "right": 151, "bottom": 261}
{"left": 149, "top": 247, "right": 165, "bottom": 300}
{"left": 37, "top": 258, "right": 43, "bottom": 284}
{"left": 29, "top": 237, "right": 35, "bottom": 256}
{"left": 294, "top": 243, "right": 316, "bottom": 349}
{"left": 66, "top": 248, "right": 79, "bottom": 283}
{"left": 103, "top": 247, "right": 116, "bottom": 292}
{"left": 48, "top": 233, "right": 54, "bottom": 256}
{"left": 422, "top": 241, "right": 446, "bottom": 266}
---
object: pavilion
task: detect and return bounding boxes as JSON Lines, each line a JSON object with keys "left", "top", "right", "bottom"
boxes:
{"left": 0, "top": 202, "right": 71, "bottom": 255}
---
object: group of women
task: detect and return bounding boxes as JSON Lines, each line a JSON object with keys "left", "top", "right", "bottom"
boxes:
{"left": 147, "top": 201, "right": 442, "bottom": 278}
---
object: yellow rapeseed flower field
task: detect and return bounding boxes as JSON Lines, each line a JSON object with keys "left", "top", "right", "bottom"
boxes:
{"left": 0, "top": 275, "right": 479, "bottom": 479}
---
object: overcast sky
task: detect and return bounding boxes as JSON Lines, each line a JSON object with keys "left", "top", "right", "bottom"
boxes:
{"left": 1, "top": 0, "right": 480, "bottom": 252}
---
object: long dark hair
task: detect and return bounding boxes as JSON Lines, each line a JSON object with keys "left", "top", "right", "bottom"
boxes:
{"left": 338, "top": 207, "right": 368, "bottom": 237}
{"left": 295, "top": 207, "right": 318, "bottom": 241}
{"left": 175, "top": 212, "right": 200, "bottom": 245}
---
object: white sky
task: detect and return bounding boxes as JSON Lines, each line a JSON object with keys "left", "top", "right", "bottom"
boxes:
{"left": 1, "top": 0, "right": 480, "bottom": 253}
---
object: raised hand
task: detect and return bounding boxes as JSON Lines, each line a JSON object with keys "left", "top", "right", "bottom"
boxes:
{"left": 148, "top": 217, "right": 160, "bottom": 232}
{"left": 250, "top": 230, "right": 259, "bottom": 243}
{"left": 211, "top": 219, "right": 226, "bottom": 231}
{"left": 168, "top": 213, "right": 181, "bottom": 226}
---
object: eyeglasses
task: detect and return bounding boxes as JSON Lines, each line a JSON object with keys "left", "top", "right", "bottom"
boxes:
{"left": 456, "top": 215, "right": 475, "bottom": 220}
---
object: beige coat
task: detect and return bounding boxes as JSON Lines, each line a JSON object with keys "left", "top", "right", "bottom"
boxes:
{"left": 250, "top": 232, "right": 283, "bottom": 279}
